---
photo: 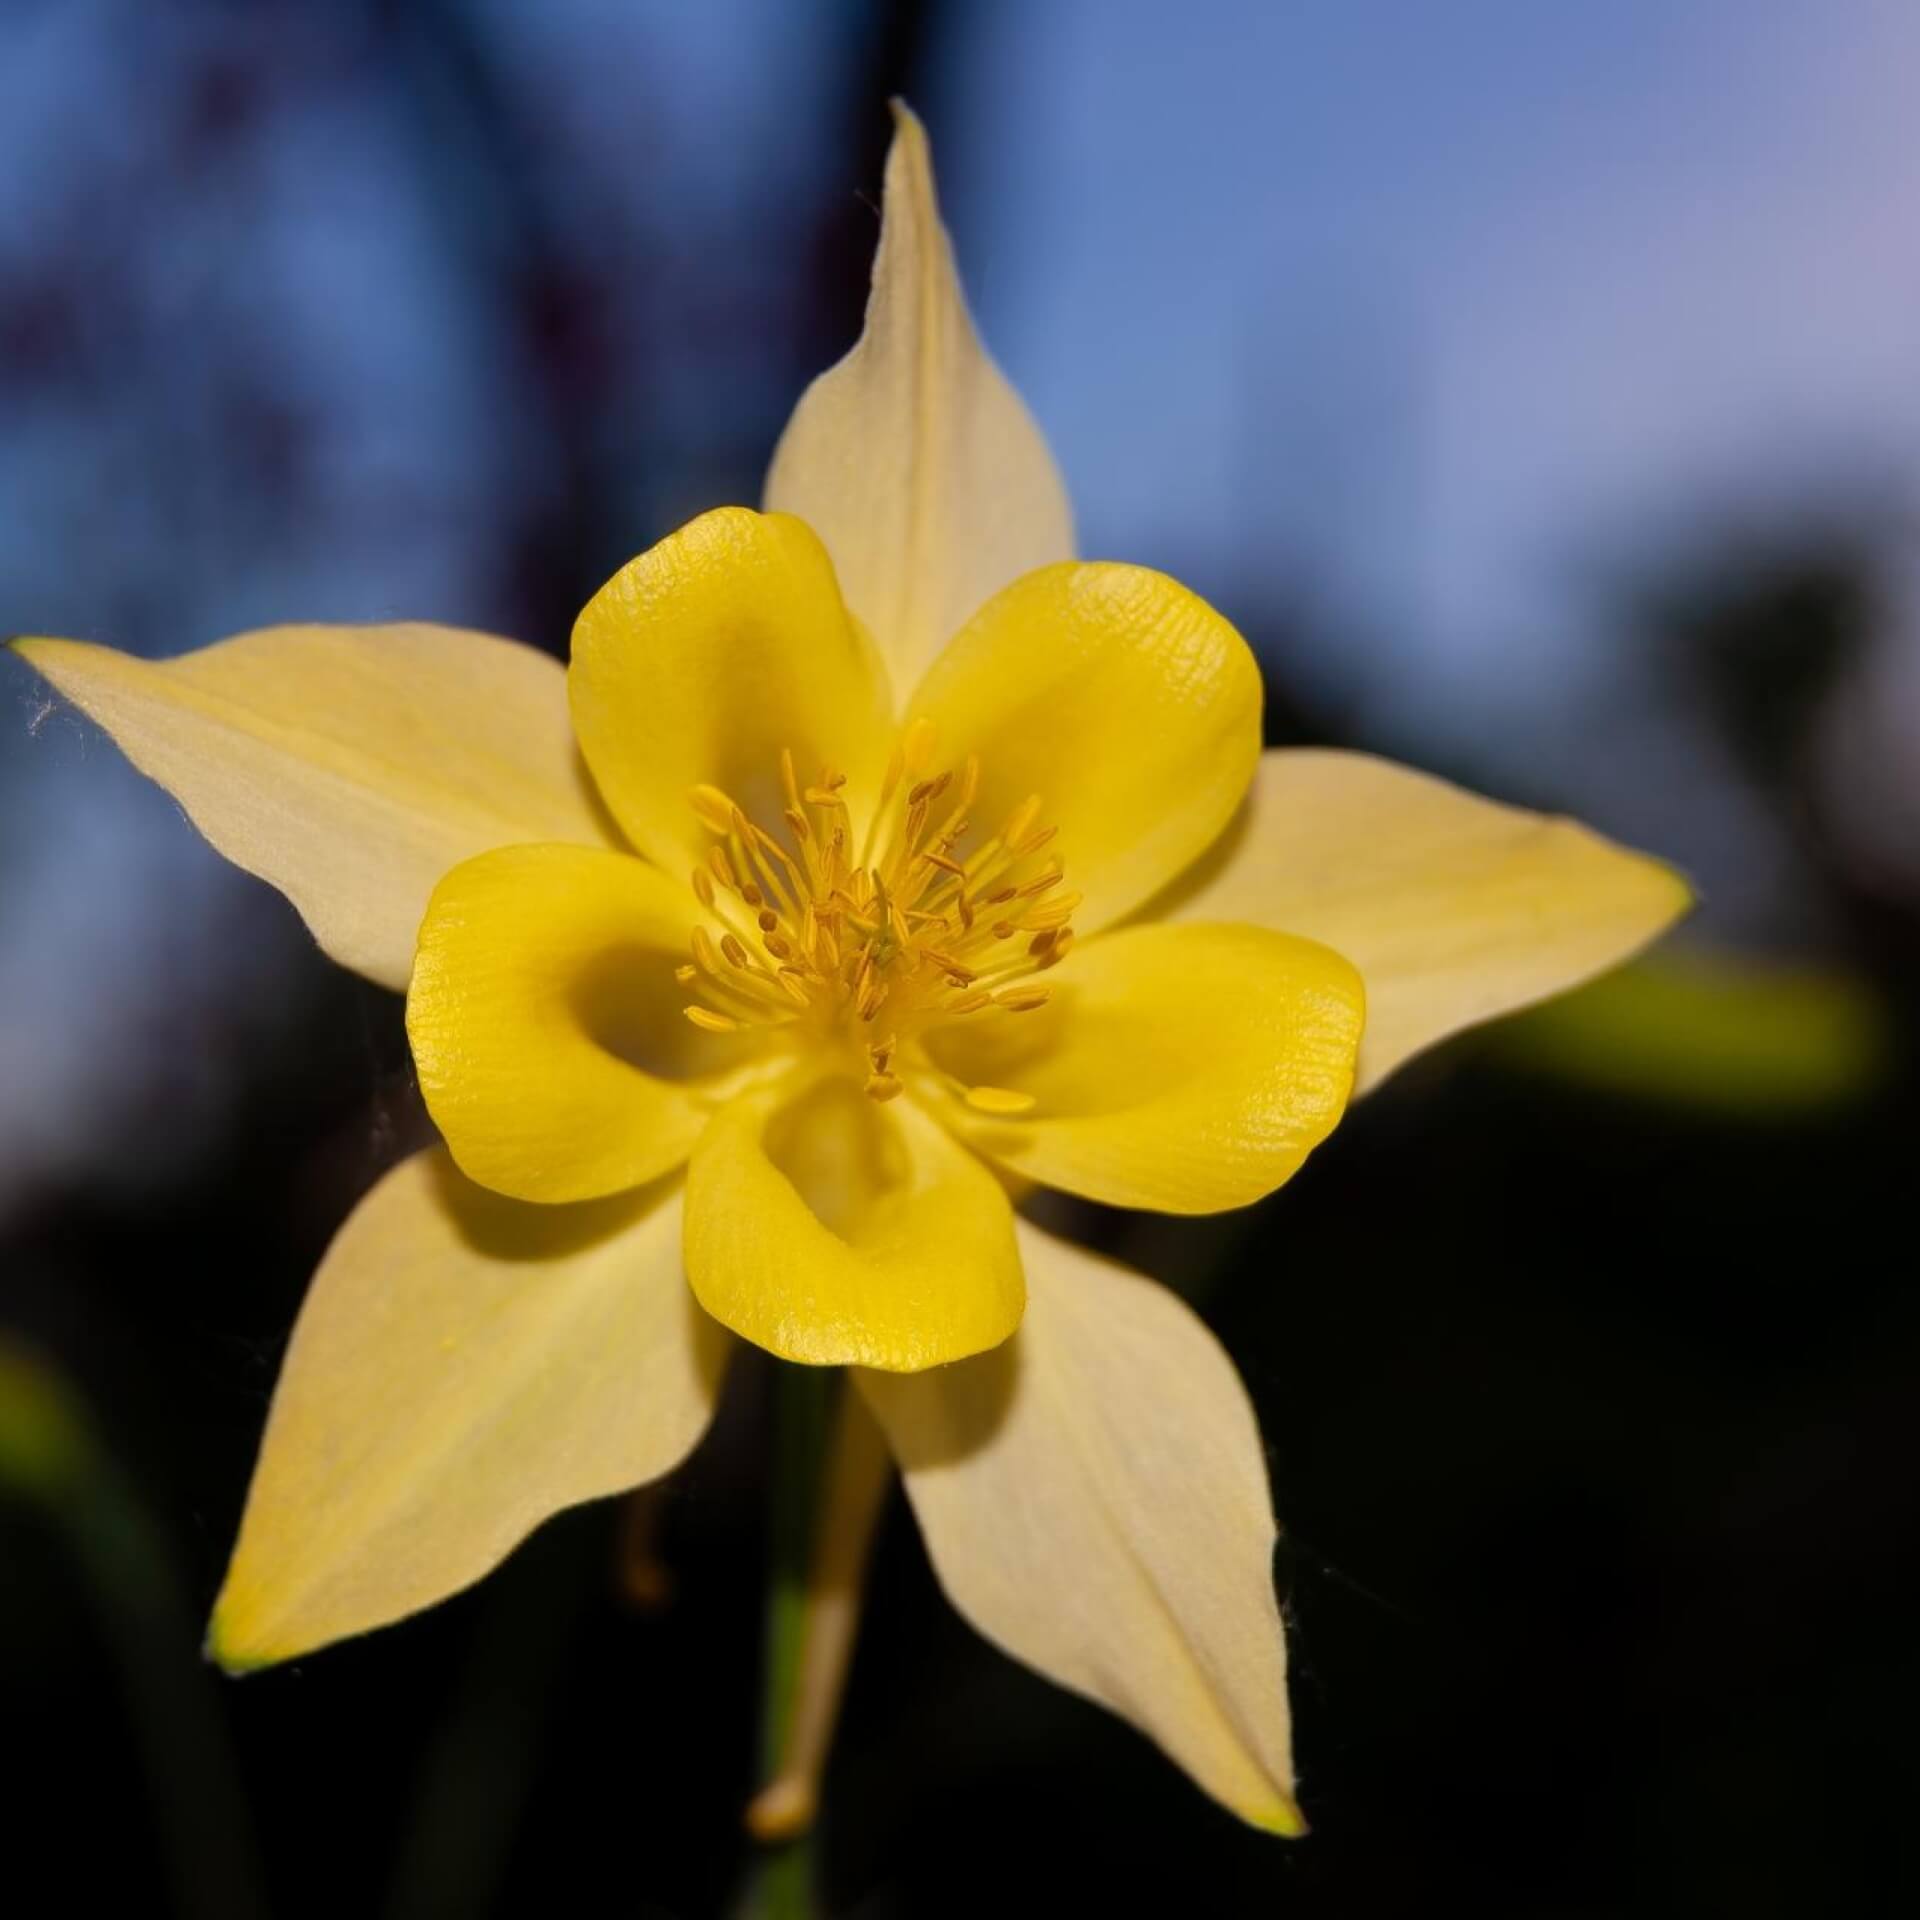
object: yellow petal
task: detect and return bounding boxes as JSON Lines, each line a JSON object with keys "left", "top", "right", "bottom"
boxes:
{"left": 858, "top": 1220, "right": 1303, "bottom": 1835}
{"left": 1155, "top": 749, "right": 1692, "bottom": 1093}
{"left": 407, "top": 843, "right": 745, "bottom": 1204}
{"left": 9, "top": 625, "right": 613, "bottom": 991}
{"left": 683, "top": 1071, "right": 1024, "bottom": 1371}
{"left": 764, "top": 103, "right": 1074, "bottom": 698}
{"left": 568, "top": 506, "right": 893, "bottom": 873}
{"left": 209, "top": 1150, "right": 727, "bottom": 1670}
{"left": 906, "top": 562, "right": 1262, "bottom": 935}
{"left": 920, "top": 921, "right": 1361, "bottom": 1213}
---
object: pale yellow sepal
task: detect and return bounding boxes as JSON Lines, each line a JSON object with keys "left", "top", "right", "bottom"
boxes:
{"left": 208, "top": 1150, "right": 727, "bottom": 1671}
{"left": 764, "top": 103, "right": 1074, "bottom": 698}
{"left": 408, "top": 843, "right": 751, "bottom": 1204}
{"left": 568, "top": 507, "right": 893, "bottom": 874}
{"left": 10, "top": 626, "right": 615, "bottom": 992}
{"left": 907, "top": 561, "right": 1264, "bottom": 936}
{"left": 923, "top": 920, "right": 1362, "bottom": 1214}
{"left": 1157, "top": 748, "right": 1693, "bottom": 1092}
{"left": 858, "top": 1220, "right": 1304, "bottom": 1835}
{"left": 683, "top": 1071, "right": 1024, "bottom": 1372}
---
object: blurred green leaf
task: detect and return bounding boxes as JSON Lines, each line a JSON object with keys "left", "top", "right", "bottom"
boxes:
{"left": 0, "top": 1339, "right": 91, "bottom": 1501}
{"left": 1488, "top": 948, "right": 1888, "bottom": 1114}
{"left": 1, "top": 1338, "right": 267, "bottom": 1917}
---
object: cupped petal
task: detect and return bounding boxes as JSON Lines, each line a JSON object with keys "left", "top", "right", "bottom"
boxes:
{"left": 683, "top": 1070, "right": 1024, "bottom": 1371}
{"left": 905, "top": 562, "right": 1263, "bottom": 935}
{"left": 568, "top": 506, "right": 893, "bottom": 873}
{"left": 919, "top": 921, "right": 1362, "bottom": 1214}
{"left": 10, "top": 625, "right": 616, "bottom": 991}
{"left": 209, "top": 1149, "right": 728, "bottom": 1671}
{"left": 408, "top": 842, "right": 750, "bottom": 1204}
{"left": 858, "top": 1220, "right": 1303, "bottom": 1835}
{"left": 1153, "top": 749, "right": 1693, "bottom": 1093}
{"left": 764, "top": 103, "right": 1074, "bottom": 698}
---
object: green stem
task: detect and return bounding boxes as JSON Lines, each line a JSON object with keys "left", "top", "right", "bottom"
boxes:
{"left": 752, "top": 1362, "right": 832, "bottom": 1920}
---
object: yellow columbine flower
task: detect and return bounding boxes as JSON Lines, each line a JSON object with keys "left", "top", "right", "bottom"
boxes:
{"left": 9, "top": 108, "right": 1687, "bottom": 1836}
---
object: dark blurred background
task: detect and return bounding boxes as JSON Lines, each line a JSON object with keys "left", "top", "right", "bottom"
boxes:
{"left": 3, "top": 2, "right": 1918, "bottom": 1914}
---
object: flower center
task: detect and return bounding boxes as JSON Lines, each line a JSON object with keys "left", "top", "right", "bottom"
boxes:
{"left": 678, "top": 719, "right": 1075, "bottom": 1101}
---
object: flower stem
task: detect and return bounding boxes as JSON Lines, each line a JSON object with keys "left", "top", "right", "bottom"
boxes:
{"left": 748, "top": 1364, "right": 894, "bottom": 1918}
{"left": 751, "top": 1361, "right": 831, "bottom": 1918}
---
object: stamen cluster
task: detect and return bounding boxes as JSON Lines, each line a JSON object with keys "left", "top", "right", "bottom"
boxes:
{"left": 679, "top": 720, "right": 1076, "bottom": 1101}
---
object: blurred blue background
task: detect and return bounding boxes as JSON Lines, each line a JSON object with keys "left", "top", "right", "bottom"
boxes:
{"left": 3, "top": 3, "right": 1917, "bottom": 1915}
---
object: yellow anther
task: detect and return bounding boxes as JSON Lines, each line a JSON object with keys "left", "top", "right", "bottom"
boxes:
{"left": 721, "top": 933, "right": 751, "bottom": 969}
{"left": 684, "top": 1005, "right": 741, "bottom": 1033}
{"left": 964, "top": 1085, "right": 1037, "bottom": 1116}
{"left": 864, "top": 1072, "right": 904, "bottom": 1102}
{"left": 690, "top": 784, "right": 738, "bottom": 834}
{"left": 900, "top": 796, "right": 929, "bottom": 853}
{"left": 919, "top": 945, "right": 972, "bottom": 981}
{"left": 901, "top": 716, "right": 938, "bottom": 774}
{"left": 1001, "top": 794, "right": 1042, "bottom": 848}
{"left": 1022, "top": 893, "right": 1080, "bottom": 930}
{"left": 996, "top": 988, "right": 1053, "bottom": 1013}
{"left": 876, "top": 745, "right": 906, "bottom": 812}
